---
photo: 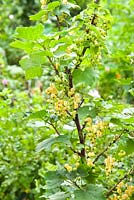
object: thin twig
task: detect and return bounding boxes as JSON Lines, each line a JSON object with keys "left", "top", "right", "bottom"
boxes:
{"left": 75, "top": 47, "right": 87, "bottom": 69}
{"left": 47, "top": 56, "right": 60, "bottom": 76}
{"left": 56, "top": 15, "right": 61, "bottom": 32}
{"left": 48, "top": 121, "right": 60, "bottom": 136}
{"left": 48, "top": 120, "right": 82, "bottom": 156}
{"left": 78, "top": 98, "right": 84, "bottom": 110}
{"left": 106, "top": 167, "right": 134, "bottom": 198}
{"left": 75, "top": 0, "right": 100, "bottom": 69}
{"left": 70, "top": 147, "right": 81, "bottom": 156}
{"left": 93, "top": 132, "right": 123, "bottom": 164}
{"left": 66, "top": 110, "right": 74, "bottom": 119}
{"left": 74, "top": 114, "right": 85, "bottom": 158}
{"left": 82, "top": 121, "right": 87, "bottom": 132}
{"left": 64, "top": 67, "right": 85, "bottom": 158}
{"left": 65, "top": 67, "right": 73, "bottom": 89}
{"left": 65, "top": 67, "right": 86, "bottom": 158}
{"left": 37, "top": 42, "right": 60, "bottom": 77}
{"left": 65, "top": 179, "right": 82, "bottom": 190}
{"left": 91, "top": 0, "right": 100, "bottom": 25}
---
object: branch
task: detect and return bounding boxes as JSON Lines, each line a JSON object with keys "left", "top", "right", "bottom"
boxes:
{"left": 37, "top": 42, "right": 60, "bottom": 77}
{"left": 74, "top": 113, "right": 85, "bottom": 158}
{"left": 47, "top": 56, "right": 60, "bottom": 76}
{"left": 91, "top": 13, "right": 98, "bottom": 26}
{"left": 65, "top": 66, "right": 85, "bottom": 159}
{"left": 78, "top": 98, "right": 84, "bottom": 109}
{"left": 65, "top": 179, "right": 82, "bottom": 190}
{"left": 48, "top": 121, "right": 60, "bottom": 136}
{"left": 82, "top": 121, "right": 87, "bottom": 132}
{"left": 91, "top": 0, "right": 100, "bottom": 26}
{"left": 48, "top": 120, "right": 82, "bottom": 156}
{"left": 93, "top": 132, "right": 123, "bottom": 164}
{"left": 75, "top": 47, "right": 87, "bottom": 69}
{"left": 106, "top": 167, "right": 134, "bottom": 198}
{"left": 70, "top": 146, "right": 81, "bottom": 156}
{"left": 75, "top": 0, "right": 100, "bottom": 69}
{"left": 65, "top": 67, "right": 73, "bottom": 89}
{"left": 56, "top": 15, "right": 61, "bottom": 32}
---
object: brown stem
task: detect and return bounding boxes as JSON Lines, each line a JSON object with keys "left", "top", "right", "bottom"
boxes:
{"left": 75, "top": 0, "right": 100, "bottom": 70}
{"left": 91, "top": 2, "right": 99, "bottom": 26}
{"left": 91, "top": 0, "right": 100, "bottom": 25}
{"left": 82, "top": 122, "right": 88, "bottom": 140}
{"left": 65, "top": 67, "right": 85, "bottom": 158}
{"left": 78, "top": 98, "right": 84, "bottom": 109}
{"left": 65, "top": 67, "right": 73, "bottom": 89}
{"left": 93, "top": 132, "right": 123, "bottom": 164}
{"left": 106, "top": 168, "right": 134, "bottom": 198}
{"left": 47, "top": 56, "right": 60, "bottom": 76}
{"left": 48, "top": 122, "right": 60, "bottom": 136}
{"left": 48, "top": 121, "right": 81, "bottom": 156}
{"left": 37, "top": 42, "right": 60, "bottom": 77}
{"left": 70, "top": 146, "right": 81, "bottom": 156}
{"left": 91, "top": 13, "right": 98, "bottom": 26}
{"left": 67, "top": 69, "right": 85, "bottom": 157}
{"left": 56, "top": 15, "right": 61, "bottom": 32}
{"left": 74, "top": 113, "right": 85, "bottom": 158}
{"left": 75, "top": 47, "right": 87, "bottom": 69}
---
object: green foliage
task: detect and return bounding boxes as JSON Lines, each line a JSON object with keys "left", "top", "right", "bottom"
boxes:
{"left": 73, "top": 68, "right": 96, "bottom": 86}
{"left": 0, "top": 0, "right": 134, "bottom": 200}
{"left": 0, "top": 0, "right": 40, "bottom": 65}
{"left": 74, "top": 184, "right": 106, "bottom": 200}
{"left": 99, "top": 0, "right": 134, "bottom": 102}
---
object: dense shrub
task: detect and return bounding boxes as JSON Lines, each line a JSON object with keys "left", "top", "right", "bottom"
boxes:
{"left": 0, "top": 0, "right": 134, "bottom": 200}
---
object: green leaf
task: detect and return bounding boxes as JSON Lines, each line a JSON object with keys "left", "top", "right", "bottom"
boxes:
{"left": 48, "top": 1, "right": 60, "bottom": 11}
{"left": 125, "top": 139, "right": 134, "bottom": 155}
{"left": 78, "top": 106, "right": 97, "bottom": 121}
{"left": 88, "top": 107, "right": 97, "bottom": 118}
{"left": 77, "top": 164, "right": 90, "bottom": 177}
{"left": 10, "top": 40, "right": 34, "bottom": 53}
{"left": 36, "top": 137, "right": 56, "bottom": 152}
{"left": 43, "top": 170, "right": 65, "bottom": 191}
{"left": 60, "top": 6, "right": 70, "bottom": 16}
{"left": 25, "top": 66, "right": 43, "bottom": 79}
{"left": 19, "top": 55, "right": 44, "bottom": 79}
{"left": 20, "top": 57, "right": 33, "bottom": 69}
{"left": 30, "top": 51, "right": 46, "bottom": 65}
{"left": 129, "top": 88, "right": 134, "bottom": 96}
{"left": 28, "top": 110, "right": 47, "bottom": 120}
{"left": 122, "top": 117, "right": 134, "bottom": 124}
{"left": 73, "top": 68, "right": 96, "bottom": 86}
{"left": 20, "top": 52, "right": 47, "bottom": 69}
{"left": 74, "top": 184, "right": 106, "bottom": 200}
{"left": 48, "top": 192, "right": 69, "bottom": 200}
{"left": 110, "top": 118, "right": 122, "bottom": 125}
{"left": 52, "top": 43, "right": 69, "bottom": 58}
{"left": 56, "top": 135, "right": 71, "bottom": 145}
{"left": 36, "top": 135, "right": 71, "bottom": 152}
{"left": 27, "top": 121, "right": 46, "bottom": 128}
{"left": 78, "top": 106, "right": 89, "bottom": 120}
{"left": 30, "top": 10, "right": 46, "bottom": 21}
{"left": 67, "top": 2, "right": 80, "bottom": 10}
{"left": 15, "top": 23, "right": 44, "bottom": 41}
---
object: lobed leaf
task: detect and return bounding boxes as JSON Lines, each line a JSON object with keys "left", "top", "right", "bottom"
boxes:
{"left": 74, "top": 184, "right": 106, "bottom": 200}
{"left": 15, "top": 23, "right": 44, "bottom": 41}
